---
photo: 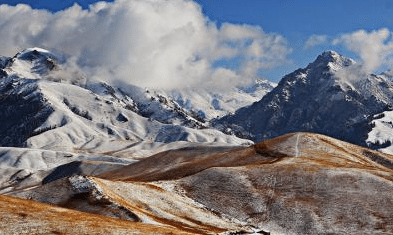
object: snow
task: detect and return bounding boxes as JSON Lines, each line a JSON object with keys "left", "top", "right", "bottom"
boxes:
{"left": 27, "top": 79, "right": 251, "bottom": 155}
{"left": 160, "top": 79, "right": 276, "bottom": 121}
{"left": 0, "top": 47, "right": 257, "bottom": 195}
{"left": 367, "top": 111, "right": 393, "bottom": 154}
{"left": 0, "top": 52, "right": 252, "bottom": 159}
{"left": 5, "top": 47, "right": 64, "bottom": 80}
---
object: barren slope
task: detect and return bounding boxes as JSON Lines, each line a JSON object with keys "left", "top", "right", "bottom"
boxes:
{"left": 101, "top": 132, "right": 393, "bottom": 234}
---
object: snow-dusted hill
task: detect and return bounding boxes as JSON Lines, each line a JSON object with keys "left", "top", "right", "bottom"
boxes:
{"left": 0, "top": 47, "right": 255, "bottom": 194}
{"left": 0, "top": 48, "right": 252, "bottom": 155}
{"left": 214, "top": 51, "right": 393, "bottom": 153}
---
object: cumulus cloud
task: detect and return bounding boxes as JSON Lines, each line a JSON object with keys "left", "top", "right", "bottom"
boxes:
{"left": 304, "top": 35, "right": 328, "bottom": 49}
{"left": 0, "top": 0, "right": 292, "bottom": 90}
{"left": 332, "top": 28, "right": 393, "bottom": 73}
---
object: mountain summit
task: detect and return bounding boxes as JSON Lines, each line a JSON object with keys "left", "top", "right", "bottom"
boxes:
{"left": 310, "top": 50, "right": 355, "bottom": 71}
{"left": 214, "top": 51, "right": 393, "bottom": 149}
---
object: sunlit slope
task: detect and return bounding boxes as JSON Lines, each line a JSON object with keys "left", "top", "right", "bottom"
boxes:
{"left": 9, "top": 175, "right": 246, "bottom": 234}
{"left": 0, "top": 194, "right": 195, "bottom": 235}
{"left": 102, "top": 132, "right": 393, "bottom": 234}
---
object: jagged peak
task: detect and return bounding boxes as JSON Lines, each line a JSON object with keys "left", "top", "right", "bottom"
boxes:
{"left": 309, "top": 50, "right": 355, "bottom": 71}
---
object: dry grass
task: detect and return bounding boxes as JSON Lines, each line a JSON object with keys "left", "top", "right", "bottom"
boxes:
{"left": 0, "top": 194, "right": 196, "bottom": 234}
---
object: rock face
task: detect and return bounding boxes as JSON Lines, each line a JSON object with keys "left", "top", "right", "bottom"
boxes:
{"left": 214, "top": 51, "right": 393, "bottom": 150}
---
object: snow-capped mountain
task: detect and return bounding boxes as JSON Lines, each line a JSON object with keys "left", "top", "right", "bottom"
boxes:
{"left": 3, "top": 48, "right": 275, "bottom": 129}
{"left": 214, "top": 51, "right": 393, "bottom": 151}
{"left": 83, "top": 79, "right": 276, "bottom": 132}
{"left": 0, "top": 48, "right": 252, "bottom": 157}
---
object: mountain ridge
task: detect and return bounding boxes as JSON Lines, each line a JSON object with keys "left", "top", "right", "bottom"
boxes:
{"left": 214, "top": 50, "right": 393, "bottom": 153}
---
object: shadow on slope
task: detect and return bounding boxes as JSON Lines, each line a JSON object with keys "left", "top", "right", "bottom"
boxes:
{"left": 0, "top": 79, "right": 53, "bottom": 147}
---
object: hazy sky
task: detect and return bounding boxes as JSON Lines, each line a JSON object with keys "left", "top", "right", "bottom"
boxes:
{"left": 0, "top": 0, "right": 392, "bottom": 85}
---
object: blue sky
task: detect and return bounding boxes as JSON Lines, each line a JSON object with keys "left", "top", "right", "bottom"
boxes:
{"left": 1, "top": 0, "right": 115, "bottom": 12}
{"left": 193, "top": 0, "right": 393, "bottom": 80}
{"left": 1, "top": 0, "right": 392, "bottom": 83}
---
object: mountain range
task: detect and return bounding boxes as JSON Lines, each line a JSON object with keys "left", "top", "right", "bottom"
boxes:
{"left": 2, "top": 47, "right": 393, "bottom": 234}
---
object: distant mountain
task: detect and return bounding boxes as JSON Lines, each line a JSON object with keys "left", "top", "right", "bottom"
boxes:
{"left": 159, "top": 79, "right": 276, "bottom": 121}
{"left": 214, "top": 51, "right": 393, "bottom": 152}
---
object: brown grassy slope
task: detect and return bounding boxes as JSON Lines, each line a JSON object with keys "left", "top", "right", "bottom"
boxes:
{"left": 91, "top": 177, "right": 241, "bottom": 234}
{"left": 0, "top": 194, "right": 197, "bottom": 235}
{"left": 8, "top": 175, "right": 244, "bottom": 234}
{"left": 176, "top": 133, "right": 393, "bottom": 234}
{"left": 6, "top": 132, "right": 393, "bottom": 234}
{"left": 99, "top": 145, "right": 281, "bottom": 182}
{"left": 100, "top": 132, "right": 393, "bottom": 234}
{"left": 100, "top": 132, "right": 393, "bottom": 182}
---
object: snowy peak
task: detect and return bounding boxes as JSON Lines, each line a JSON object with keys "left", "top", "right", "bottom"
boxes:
{"left": 275, "top": 51, "right": 355, "bottom": 91}
{"left": 5, "top": 47, "right": 64, "bottom": 79}
{"left": 308, "top": 50, "right": 355, "bottom": 72}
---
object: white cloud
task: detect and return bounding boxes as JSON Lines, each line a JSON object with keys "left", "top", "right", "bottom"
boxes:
{"left": 0, "top": 0, "right": 292, "bottom": 90}
{"left": 304, "top": 35, "right": 328, "bottom": 49}
{"left": 332, "top": 28, "right": 393, "bottom": 73}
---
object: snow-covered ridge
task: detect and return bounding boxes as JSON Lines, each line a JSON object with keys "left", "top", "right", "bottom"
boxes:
{"left": 0, "top": 48, "right": 254, "bottom": 159}
{"left": 0, "top": 47, "right": 275, "bottom": 128}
